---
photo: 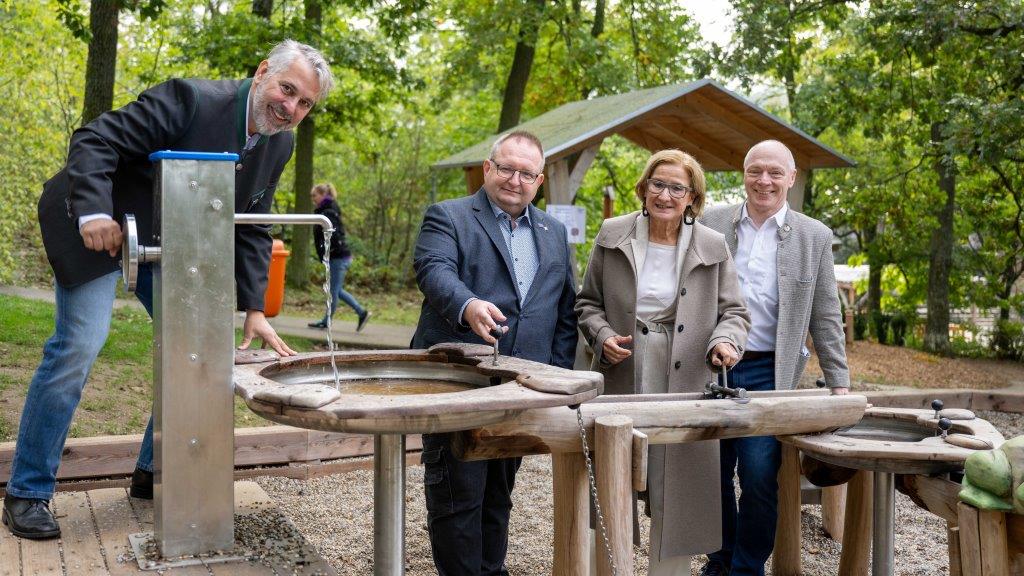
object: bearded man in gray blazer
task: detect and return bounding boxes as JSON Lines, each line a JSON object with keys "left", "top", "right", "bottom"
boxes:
{"left": 700, "top": 140, "right": 850, "bottom": 576}
{"left": 412, "top": 130, "right": 577, "bottom": 575}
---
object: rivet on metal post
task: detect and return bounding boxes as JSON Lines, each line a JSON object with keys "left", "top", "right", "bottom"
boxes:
{"left": 189, "top": 181, "right": 199, "bottom": 190}
{"left": 209, "top": 198, "right": 223, "bottom": 211}
{"left": 189, "top": 353, "right": 198, "bottom": 362}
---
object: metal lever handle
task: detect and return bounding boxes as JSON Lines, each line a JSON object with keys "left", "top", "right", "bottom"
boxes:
{"left": 489, "top": 327, "right": 503, "bottom": 365}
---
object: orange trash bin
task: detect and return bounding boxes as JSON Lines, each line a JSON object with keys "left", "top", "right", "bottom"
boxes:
{"left": 263, "top": 239, "right": 290, "bottom": 318}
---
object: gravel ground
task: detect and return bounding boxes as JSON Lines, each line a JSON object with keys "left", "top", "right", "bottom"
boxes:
{"left": 256, "top": 409, "right": 1024, "bottom": 575}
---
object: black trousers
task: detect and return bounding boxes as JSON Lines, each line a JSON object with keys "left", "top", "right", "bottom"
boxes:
{"left": 422, "top": 432, "right": 522, "bottom": 576}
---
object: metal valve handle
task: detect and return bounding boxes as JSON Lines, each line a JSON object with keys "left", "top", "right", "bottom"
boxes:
{"left": 121, "top": 214, "right": 161, "bottom": 292}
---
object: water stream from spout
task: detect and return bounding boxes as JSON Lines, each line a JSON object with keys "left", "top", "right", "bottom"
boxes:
{"left": 320, "top": 228, "right": 342, "bottom": 389}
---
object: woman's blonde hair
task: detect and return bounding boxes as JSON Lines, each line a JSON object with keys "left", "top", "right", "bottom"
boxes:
{"left": 311, "top": 183, "right": 336, "bottom": 198}
{"left": 633, "top": 149, "right": 707, "bottom": 220}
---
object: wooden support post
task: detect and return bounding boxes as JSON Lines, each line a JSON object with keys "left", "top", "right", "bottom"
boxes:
{"left": 948, "top": 522, "right": 963, "bottom": 576}
{"left": 594, "top": 415, "right": 633, "bottom": 576}
{"left": 958, "top": 502, "right": 983, "bottom": 576}
{"left": 552, "top": 452, "right": 590, "bottom": 576}
{"left": 837, "top": 470, "right": 873, "bottom": 576}
{"left": 772, "top": 444, "right": 801, "bottom": 576}
{"left": 631, "top": 430, "right": 648, "bottom": 492}
{"left": 821, "top": 483, "right": 847, "bottom": 542}
{"left": 978, "top": 508, "right": 1010, "bottom": 576}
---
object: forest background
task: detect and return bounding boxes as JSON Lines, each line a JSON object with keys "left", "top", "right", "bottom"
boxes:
{"left": 0, "top": 0, "right": 1022, "bottom": 359}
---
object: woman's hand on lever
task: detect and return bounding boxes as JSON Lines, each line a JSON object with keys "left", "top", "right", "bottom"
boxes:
{"left": 709, "top": 342, "right": 739, "bottom": 368}
{"left": 602, "top": 334, "right": 633, "bottom": 365}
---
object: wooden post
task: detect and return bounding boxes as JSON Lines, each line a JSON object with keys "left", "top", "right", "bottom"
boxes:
{"left": 977, "top": 508, "right": 1010, "bottom": 576}
{"left": 958, "top": 502, "right": 983, "bottom": 576}
{"left": 631, "top": 430, "right": 648, "bottom": 492}
{"left": 821, "top": 484, "right": 847, "bottom": 542}
{"left": 948, "top": 523, "right": 963, "bottom": 576}
{"left": 464, "top": 165, "right": 484, "bottom": 195}
{"left": 772, "top": 444, "right": 801, "bottom": 576}
{"left": 837, "top": 470, "right": 873, "bottom": 576}
{"left": 552, "top": 452, "right": 590, "bottom": 576}
{"left": 594, "top": 415, "right": 633, "bottom": 576}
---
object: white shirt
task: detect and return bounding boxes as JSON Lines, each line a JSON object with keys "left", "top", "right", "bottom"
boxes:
{"left": 735, "top": 202, "right": 788, "bottom": 351}
{"left": 636, "top": 242, "right": 678, "bottom": 318}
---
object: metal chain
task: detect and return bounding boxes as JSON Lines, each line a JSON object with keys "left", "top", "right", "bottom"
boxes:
{"left": 575, "top": 406, "right": 618, "bottom": 576}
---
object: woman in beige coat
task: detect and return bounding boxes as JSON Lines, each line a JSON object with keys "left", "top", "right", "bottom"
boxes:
{"left": 576, "top": 149, "right": 750, "bottom": 575}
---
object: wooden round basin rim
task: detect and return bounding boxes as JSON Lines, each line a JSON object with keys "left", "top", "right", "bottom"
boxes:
{"left": 232, "top": 344, "right": 601, "bottom": 435}
{"left": 780, "top": 407, "right": 1005, "bottom": 475}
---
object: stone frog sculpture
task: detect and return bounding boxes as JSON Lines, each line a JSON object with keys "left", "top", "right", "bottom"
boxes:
{"left": 960, "top": 435, "right": 1024, "bottom": 512}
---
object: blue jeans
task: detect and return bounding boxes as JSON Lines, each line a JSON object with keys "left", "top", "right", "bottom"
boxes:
{"left": 7, "top": 266, "right": 156, "bottom": 500}
{"left": 708, "top": 355, "right": 781, "bottom": 576}
{"left": 320, "top": 256, "right": 364, "bottom": 323}
{"left": 421, "top": 433, "right": 521, "bottom": 576}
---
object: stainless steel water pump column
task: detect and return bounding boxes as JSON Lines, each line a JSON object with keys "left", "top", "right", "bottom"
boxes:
{"left": 146, "top": 151, "right": 239, "bottom": 558}
{"left": 124, "top": 152, "right": 338, "bottom": 562}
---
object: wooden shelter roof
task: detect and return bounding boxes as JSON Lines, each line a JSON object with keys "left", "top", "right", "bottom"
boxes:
{"left": 433, "top": 79, "right": 854, "bottom": 172}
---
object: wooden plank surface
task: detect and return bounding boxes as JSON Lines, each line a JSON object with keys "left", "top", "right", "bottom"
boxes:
{"left": 0, "top": 507, "right": 21, "bottom": 576}
{"left": 54, "top": 491, "right": 108, "bottom": 575}
{"left": 19, "top": 497, "right": 61, "bottom": 576}
{"left": 89, "top": 488, "right": 146, "bottom": 576}
{"left": 947, "top": 523, "right": 963, "bottom": 576}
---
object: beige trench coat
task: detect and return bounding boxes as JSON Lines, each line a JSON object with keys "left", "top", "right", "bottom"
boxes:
{"left": 575, "top": 212, "right": 750, "bottom": 559}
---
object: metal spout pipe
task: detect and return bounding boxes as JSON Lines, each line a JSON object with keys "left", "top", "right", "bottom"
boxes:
{"left": 233, "top": 213, "right": 333, "bottom": 231}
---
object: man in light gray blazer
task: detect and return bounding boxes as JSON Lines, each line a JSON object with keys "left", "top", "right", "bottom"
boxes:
{"left": 411, "top": 130, "right": 577, "bottom": 575}
{"left": 700, "top": 140, "right": 850, "bottom": 576}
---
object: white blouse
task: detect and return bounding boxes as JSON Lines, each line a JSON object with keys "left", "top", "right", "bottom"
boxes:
{"left": 636, "top": 241, "right": 679, "bottom": 318}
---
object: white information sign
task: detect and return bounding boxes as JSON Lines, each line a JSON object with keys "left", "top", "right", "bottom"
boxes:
{"left": 546, "top": 204, "right": 587, "bottom": 244}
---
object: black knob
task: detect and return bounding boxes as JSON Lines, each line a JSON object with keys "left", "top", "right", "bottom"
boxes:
{"left": 489, "top": 327, "right": 503, "bottom": 339}
{"left": 938, "top": 417, "right": 952, "bottom": 432}
{"left": 815, "top": 378, "right": 827, "bottom": 388}
{"left": 931, "top": 399, "right": 944, "bottom": 412}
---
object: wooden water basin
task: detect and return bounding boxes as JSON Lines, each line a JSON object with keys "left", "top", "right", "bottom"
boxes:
{"left": 233, "top": 343, "right": 602, "bottom": 435}
{"left": 781, "top": 407, "right": 1004, "bottom": 475}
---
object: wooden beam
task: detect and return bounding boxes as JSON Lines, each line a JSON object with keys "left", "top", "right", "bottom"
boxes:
{"left": 650, "top": 115, "right": 745, "bottom": 167}
{"left": 773, "top": 443, "right": 802, "bottom": 575}
{"left": 545, "top": 158, "right": 572, "bottom": 205}
{"left": 896, "top": 474, "right": 960, "bottom": 524}
{"left": 566, "top": 143, "right": 601, "bottom": 203}
{"left": 552, "top": 452, "right": 590, "bottom": 576}
{"left": 959, "top": 502, "right": 984, "bottom": 576}
{"left": 789, "top": 168, "right": 808, "bottom": 213}
{"left": 674, "top": 93, "right": 814, "bottom": 169}
{"left": 0, "top": 426, "right": 422, "bottom": 484}
{"left": 631, "top": 430, "right": 648, "bottom": 492}
{"left": 821, "top": 484, "right": 847, "bottom": 542}
{"left": 454, "top": 395, "right": 866, "bottom": 460}
{"left": 978, "top": 508, "right": 1011, "bottom": 576}
{"left": 594, "top": 415, "right": 633, "bottom": 576}
{"left": 838, "top": 470, "right": 873, "bottom": 576}
{"left": 464, "top": 165, "right": 484, "bottom": 195}
{"left": 620, "top": 126, "right": 671, "bottom": 152}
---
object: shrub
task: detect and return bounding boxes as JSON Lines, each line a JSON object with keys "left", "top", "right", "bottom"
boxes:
{"left": 890, "top": 312, "right": 909, "bottom": 346}
{"left": 853, "top": 313, "right": 868, "bottom": 341}
{"left": 871, "top": 311, "right": 891, "bottom": 345}
{"left": 991, "top": 319, "right": 1024, "bottom": 361}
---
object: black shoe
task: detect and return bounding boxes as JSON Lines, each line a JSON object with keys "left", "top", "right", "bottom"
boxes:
{"left": 129, "top": 467, "right": 153, "bottom": 500}
{"left": 307, "top": 320, "right": 328, "bottom": 329}
{"left": 699, "top": 561, "right": 729, "bottom": 576}
{"left": 3, "top": 494, "right": 60, "bottom": 539}
{"left": 356, "top": 311, "right": 372, "bottom": 332}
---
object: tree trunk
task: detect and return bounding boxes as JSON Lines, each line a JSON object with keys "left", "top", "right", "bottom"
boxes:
{"left": 924, "top": 121, "right": 954, "bottom": 356}
{"left": 248, "top": 0, "right": 274, "bottom": 77}
{"left": 81, "top": 0, "right": 119, "bottom": 126}
{"left": 286, "top": 0, "right": 321, "bottom": 288}
{"left": 864, "top": 225, "right": 882, "bottom": 318}
{"left": 497, "top": 0, "right": 545, "bottom": 132}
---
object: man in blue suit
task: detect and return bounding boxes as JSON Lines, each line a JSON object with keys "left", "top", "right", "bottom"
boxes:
{"left": 412, "top": 130, "right": 578, "bottom": 575}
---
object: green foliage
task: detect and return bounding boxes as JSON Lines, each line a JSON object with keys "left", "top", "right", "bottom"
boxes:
{"left": 853, "top": 313, "right": 868, "bottom": 341}
{"left": 992, "top": 320, "right": 1024, "bottom": 361}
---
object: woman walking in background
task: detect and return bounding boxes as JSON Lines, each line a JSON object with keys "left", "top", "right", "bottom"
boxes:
{"left": 308, "top": 183, "right": 371, "bottom": 332}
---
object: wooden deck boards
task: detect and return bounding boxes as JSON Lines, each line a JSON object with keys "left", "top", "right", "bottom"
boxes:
{"left": 0, "top": 482, "right": 334, "bottom": 576}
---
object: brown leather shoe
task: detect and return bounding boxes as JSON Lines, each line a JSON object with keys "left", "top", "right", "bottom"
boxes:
{"left": 3, "top": 494, "right": 60, "bottom": 539}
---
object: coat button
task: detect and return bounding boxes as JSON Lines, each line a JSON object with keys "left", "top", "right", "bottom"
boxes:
{"left": 674, "top": 361, "right": 681, "bottom": 369}
{"left": 680, "top": 287, "right": 687, "bottom": 296}
{"left": 641, "top": 327, "right": 649, "bottom": 335}
{"left": 677, "top": 324, "right": 684, "bottom": 333}
{"left": 235, "top": 163, "right": 242, "bottom": 171}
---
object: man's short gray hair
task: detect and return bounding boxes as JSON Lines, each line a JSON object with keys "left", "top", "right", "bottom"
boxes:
{"left": 744, "top": 139, "right": 796, "bottom": 170}
{"left": 489, "top": 130, "right": 546, "bottom": 169}
{"left": 266, "top": 39, "right": 334, "bottom": 102}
